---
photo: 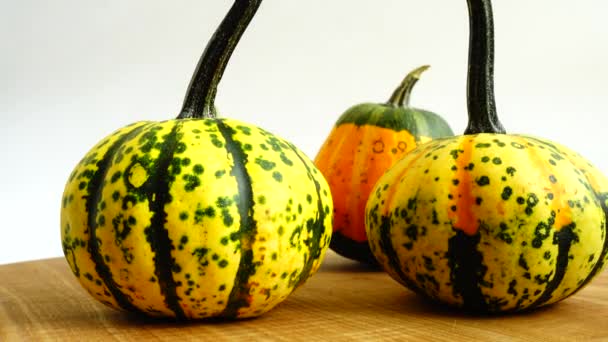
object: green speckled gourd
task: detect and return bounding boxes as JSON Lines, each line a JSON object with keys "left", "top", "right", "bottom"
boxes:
{"left": 365, "top": 0, "right": 608, "bottom": 312}
{"left": 60, "top": 0, "right": 332, "bottom": 320}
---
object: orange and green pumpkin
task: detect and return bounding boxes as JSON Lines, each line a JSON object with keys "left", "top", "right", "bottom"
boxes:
{"left": 60, "top": 0, "right": 332, "bottom": 320}
{"left": 315, "top": 66, "right": 453, "bottom": 264}
{"left": 365, "top": 0, "right": 608, "bottom": 312}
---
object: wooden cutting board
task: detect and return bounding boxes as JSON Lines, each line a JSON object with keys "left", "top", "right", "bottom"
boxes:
{"left": 1, "top": 251, "right": 607, "bottom": 341}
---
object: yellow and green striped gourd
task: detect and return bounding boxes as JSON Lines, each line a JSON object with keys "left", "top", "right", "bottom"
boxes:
{"left": 60, "top": 0, "right": 332, "bottom": 320}
{"left": 365, "top": 0, "right": 608, "bottom": 312}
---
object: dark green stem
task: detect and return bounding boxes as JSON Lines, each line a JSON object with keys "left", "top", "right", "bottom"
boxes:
{"left": 178, "top": 0, "right": 262, "bottom": 119}
{"left": 387, "top": 65, "right": 430, "bottom": 107}
{"left": 464, "top": 0, "right": 505, "bottom": 134}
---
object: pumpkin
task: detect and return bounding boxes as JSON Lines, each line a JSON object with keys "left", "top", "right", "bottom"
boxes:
{"left": 60, "top": 0, "right": 332, "bottom": 320}
{"left": 314, "top": 66, "right": 453, "bottom": 264}
{"left": 365, "top": 0, "right": 608, "bottom": 312}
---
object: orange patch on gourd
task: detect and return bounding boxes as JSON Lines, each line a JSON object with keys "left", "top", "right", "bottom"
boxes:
{"left": 315, "top": 123, "right": 423, "bottom": 242}
{"left": 448, "top": 138, "right": 478, "bottom": 236}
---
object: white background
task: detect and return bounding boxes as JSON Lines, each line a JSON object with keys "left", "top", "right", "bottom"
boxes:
{"left": 1, "top": 0, "right": 607, "bottom": 265}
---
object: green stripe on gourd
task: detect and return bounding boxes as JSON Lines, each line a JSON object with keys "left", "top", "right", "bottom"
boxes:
{"left": 60, "top": 0, "right": 332, "bottom": 320}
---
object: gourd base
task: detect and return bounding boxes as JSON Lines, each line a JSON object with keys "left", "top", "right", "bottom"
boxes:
{"left": 330, "top": 232, "right": 379, "bottom": 266}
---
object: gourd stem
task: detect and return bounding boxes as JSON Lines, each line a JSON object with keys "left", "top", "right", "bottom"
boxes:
{"left": 178, "top": 0, "right": 262, "bottom": 119}
{"left": 387, "top": 65, "right": 430, "bottom": 107}
{"left": 464, "top": 0, "right": 506, "bottom": 134}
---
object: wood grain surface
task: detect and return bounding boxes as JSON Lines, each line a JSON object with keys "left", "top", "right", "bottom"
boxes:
{"left": 1, "top": 251, "right": 607, "bottom": 341}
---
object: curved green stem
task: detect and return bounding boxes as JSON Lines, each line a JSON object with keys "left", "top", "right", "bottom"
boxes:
{"left": 464, "top": 0, "right": 506, "bottom": 134}
{"left": 387, "top": 65, "right": 430, "bottom": 107}
{"left": 178, "top": 0, "right": 262, "bottom": 119}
